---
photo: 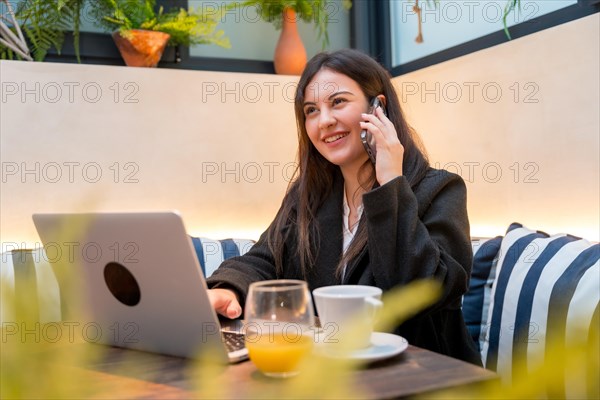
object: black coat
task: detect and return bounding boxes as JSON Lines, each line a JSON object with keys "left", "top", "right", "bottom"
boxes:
{"left": 207, "top": 168, "right": 482, "bottom": 365}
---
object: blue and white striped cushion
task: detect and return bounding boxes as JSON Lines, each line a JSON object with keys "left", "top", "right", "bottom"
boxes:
{"left": 463, "top": 236, "right": 502, "bottom": 353}
{"left": 1, "top": 238, "right": 256, "bottom": 323}
{"left": 481, "top": 223, "right": 599, "bottom": 391}
{"left": 190, "top": 237, "right": 255, "bottom": 278}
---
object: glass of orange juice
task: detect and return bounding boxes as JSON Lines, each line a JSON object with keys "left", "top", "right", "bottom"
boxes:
{"left": 244, "top": 280, "right": 315, "bottom": 378}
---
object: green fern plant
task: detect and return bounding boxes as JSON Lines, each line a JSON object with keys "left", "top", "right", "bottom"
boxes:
{"left": 0, "top": 0, "right": 84, "bottom": 62}
{"left": 89, "top": 0, "right": 230, "bottom": 48}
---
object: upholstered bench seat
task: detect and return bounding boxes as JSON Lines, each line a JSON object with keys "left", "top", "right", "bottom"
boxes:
{"left": 0, "top": 237, "right": 254, "bottom": 324}
{"left": 463, "top": 223, "right": 599, "bottom": 397}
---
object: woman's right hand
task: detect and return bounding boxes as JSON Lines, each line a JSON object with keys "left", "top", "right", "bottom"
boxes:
{"left": 207, "top": 288, "right": 242, "bottom": 319}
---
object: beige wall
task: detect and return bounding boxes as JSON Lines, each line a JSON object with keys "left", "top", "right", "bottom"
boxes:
{"left": 1, "top": 62, "right": 300, "bottom": 246}
{"left": 1, "top": 13, "right": 598, "bottom": 249}
{"left": 393, "top": 13, "right": 599, "bottom": 240}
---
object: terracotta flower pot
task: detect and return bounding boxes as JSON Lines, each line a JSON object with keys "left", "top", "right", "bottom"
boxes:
{"left": 112, "top": 29, "right": 171, "bottom": 68}
{"left": 273, "top": 8, "right": 307, "bottom": 75}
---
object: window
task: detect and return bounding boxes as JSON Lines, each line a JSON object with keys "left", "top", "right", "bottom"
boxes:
{"left": 3, "top": 0, "right": 597, "bottom": 74}
{"left": 188, "top": 0, "right": 350, "bottom": 61}
{"left": 387, "top": 0, "right": 599, "bottom": 76}
{"left": 32, "top": 0, "right": 351, "bottom": 72}
{"left": 391, "top": 0, "right": 577, "bottom": 66}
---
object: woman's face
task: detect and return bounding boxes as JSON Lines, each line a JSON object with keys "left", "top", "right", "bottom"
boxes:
{"left": 302, "top": 68, "right": 370, "bottom": 172}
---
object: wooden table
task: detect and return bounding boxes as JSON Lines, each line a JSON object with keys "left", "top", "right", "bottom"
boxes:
{"left": 63, "top": 342, "right": 496, "bottom": 399}
{"left": 4, "top": 317, "right": 496, "bottom": 399}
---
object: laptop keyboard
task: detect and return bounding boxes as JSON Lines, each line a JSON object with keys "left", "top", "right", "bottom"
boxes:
{"left": 222, "top": 331, "right": 246, "bottom": 353}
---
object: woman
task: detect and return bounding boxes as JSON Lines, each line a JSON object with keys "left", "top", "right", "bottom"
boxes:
{"left": 207, "top": 49, "right": 481, "bottom": 365}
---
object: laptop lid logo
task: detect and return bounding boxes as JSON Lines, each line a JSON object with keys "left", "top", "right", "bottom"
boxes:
{"left": 103, "top": 262, "right": 141, "bottom": 306}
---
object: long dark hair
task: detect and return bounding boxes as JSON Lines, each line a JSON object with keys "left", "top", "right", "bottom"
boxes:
{"left": 268, "top": 49, "right": 430, "bottom": 278}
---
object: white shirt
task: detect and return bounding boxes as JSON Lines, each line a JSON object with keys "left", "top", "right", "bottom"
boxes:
{"left": 342, "top": 188, "right": 364, "bottom": 279}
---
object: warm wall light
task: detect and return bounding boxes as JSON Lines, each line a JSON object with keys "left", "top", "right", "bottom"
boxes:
{"left": 470, "top": 225, "right": 506, "bottom": 240}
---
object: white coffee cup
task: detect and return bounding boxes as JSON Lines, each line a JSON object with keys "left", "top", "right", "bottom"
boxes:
{"left": 312, "top": 285, "right": 383, "bottom": 349}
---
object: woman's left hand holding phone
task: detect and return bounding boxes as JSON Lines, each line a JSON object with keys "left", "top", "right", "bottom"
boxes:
{"left": 360, "top": 106, "right": 405, "bottom": 185}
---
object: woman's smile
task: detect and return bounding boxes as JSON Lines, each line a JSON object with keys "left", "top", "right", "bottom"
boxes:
{"left": 303, "top": 68, "right": 370, "bottom": 171}
{"left": 323, "top": 131, "right": 350, "bottom": 144}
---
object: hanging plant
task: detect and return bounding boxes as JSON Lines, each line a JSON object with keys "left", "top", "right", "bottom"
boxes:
{"left": 412, "top": 0, "right": 438, "bottom": 43}
{"left": 503, "top": 0, "right": 522, "bottom": 40}
{"left": 413, "top": 0, "right": 523, "bottom": 44}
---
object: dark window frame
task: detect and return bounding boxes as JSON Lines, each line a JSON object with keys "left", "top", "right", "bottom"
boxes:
{"left": 43, "top": 0, "right": 599, "bottom": 75}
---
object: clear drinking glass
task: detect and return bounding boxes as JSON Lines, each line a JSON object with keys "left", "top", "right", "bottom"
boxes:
{"left": 244, "top": 280, "right": 315, "bottom": 378}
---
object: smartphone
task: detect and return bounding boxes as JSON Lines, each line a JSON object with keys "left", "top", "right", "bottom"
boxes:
{"left": 360, "top": 97, "right": 384, "bottom": 164}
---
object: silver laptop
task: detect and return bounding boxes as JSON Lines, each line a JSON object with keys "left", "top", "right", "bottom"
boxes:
{"left": 32, "top": 211, "right": 248, "bottom": 363}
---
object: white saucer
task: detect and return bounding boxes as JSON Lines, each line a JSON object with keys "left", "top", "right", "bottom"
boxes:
{"left": 316, "top": 332, "right": 408, "bottom": 362}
